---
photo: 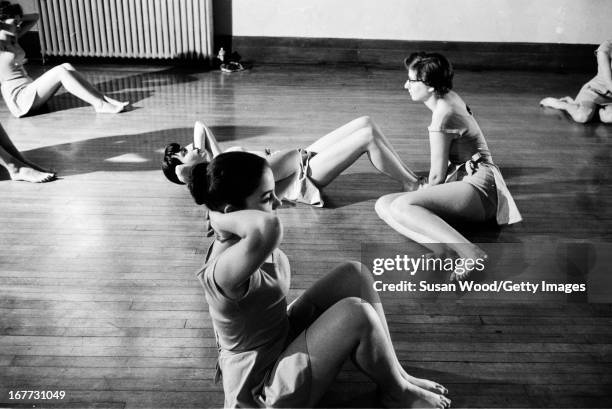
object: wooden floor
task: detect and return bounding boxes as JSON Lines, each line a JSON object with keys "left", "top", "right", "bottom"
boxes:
{"left": 1, "top": 63, "right": 611, "bottom": 408}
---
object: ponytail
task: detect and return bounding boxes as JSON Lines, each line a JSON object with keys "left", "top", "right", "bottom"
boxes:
{"left": 162, "top": 143, "right": 184, "bottom": 185}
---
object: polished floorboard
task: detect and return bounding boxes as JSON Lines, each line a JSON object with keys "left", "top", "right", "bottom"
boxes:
{"left": 0, "top": 63, "right": 611, "bottom": 408}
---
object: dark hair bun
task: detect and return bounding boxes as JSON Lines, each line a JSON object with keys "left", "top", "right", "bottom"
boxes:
{"left": 161, "top": 143, "right": 185, "bottom": 185}
{"left": 187, "top": 151, "right": 268, "bottom": 211}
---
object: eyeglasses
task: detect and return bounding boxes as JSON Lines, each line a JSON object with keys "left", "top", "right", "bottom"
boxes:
{"left": 406, "top": 78, "right": 423, "bottom": 85}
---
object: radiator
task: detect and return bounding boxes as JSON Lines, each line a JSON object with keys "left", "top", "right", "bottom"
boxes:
{"left": 36, "top": 0, "right": 214, "bottom": 59}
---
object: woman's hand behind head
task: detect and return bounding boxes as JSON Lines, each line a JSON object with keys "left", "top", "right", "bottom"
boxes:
{"left": 0, "top": 1, "right": 23, "bottom": 22}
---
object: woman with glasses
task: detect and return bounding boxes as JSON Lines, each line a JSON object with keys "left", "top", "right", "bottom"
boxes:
{"left": 0, "top": 2, "right": 128, "bottom": 118}
{"left": 375, "top": 52, "right": 521, "bottom": 280}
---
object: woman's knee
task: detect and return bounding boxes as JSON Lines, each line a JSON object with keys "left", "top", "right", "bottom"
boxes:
{"left": 352, "top": 124, "right": 376, "bottom": 148}
{"left": 389, "top": 193, "right": 419, "bottom": 213}
{"left": 572, "top": 105, "right": 595, "bottom": 123}
{"left": 375, "top": 194, "right": 395, "bottom": 219}
{"left": 49, "top": 63, "right": 74, "bottom": 79}
{"left": 334, "top": 261, "right": 373, "bottom": 286}
{"left": 60, "top": 62, "right": 75, "bottom": 71}
{"left": 599, "top": 107, "right": 612, "bottom": 123}
{"left": 333, "top": 297, "right": 377, "bottom": 331}
{"left": 351, "top": 115, "right": 373, "bottom": 129}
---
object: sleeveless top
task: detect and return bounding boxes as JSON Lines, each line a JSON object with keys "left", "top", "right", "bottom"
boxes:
{"left": 196, "top": 243, "right": 292, "bottom": 407}
{"left": 428, "top": 103, "right": 493, "bottom": 166}
{"left": 0, "top": 39, "right": 35, "bottom": 117}
{"left": 428, "top": 103, "right": 522, "bottom": 225}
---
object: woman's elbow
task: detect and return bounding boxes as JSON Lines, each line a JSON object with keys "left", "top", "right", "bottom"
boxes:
{"left": 256, "top": 215, "right": 283, "bottom": 248}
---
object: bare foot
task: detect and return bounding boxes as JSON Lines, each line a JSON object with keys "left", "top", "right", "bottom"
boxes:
{"left": 95, "top": 101, "right": 125, "bottom": 114}
{"left": 381, "top": 382, "right": 451, "bottom": 408}
{"left": 104, "top": 95, "right": 130, "bottom": 108}
{"left": 10, "top": 166, "right": 56, "bottom": 183}
{"left": 449, "top": 244, "right": 488, "bottom": 281}
{"left": 402, "top": 373, "right": 448, "bottom": 395}
{"left": 539, "top": 97, "right": 565, "bottom": 109}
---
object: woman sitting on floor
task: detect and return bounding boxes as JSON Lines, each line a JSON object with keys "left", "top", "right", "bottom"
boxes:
{"left": 0, "top": 2, "right": 128, "bottom": 117}
{"left": 188, "top": 151, "right": 450, "bottom": 408}
{"left": 163, "top": 118, "right": 420, "bottom": 207}
{"left": 0, "top": 121, "right": 54, "bottom": 182}
{"left": 540, "top": 39, "right": 612, "bottom": 123}
{"left": 375, "top": 52, "right": 521, "bottom": 281}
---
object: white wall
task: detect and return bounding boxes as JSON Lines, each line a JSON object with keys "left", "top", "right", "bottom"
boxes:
{"left": 14, "top": 0, "right": 610, "bottom": 44}
{"left": 229, "top": 0, "right": 610, "bottom": 44}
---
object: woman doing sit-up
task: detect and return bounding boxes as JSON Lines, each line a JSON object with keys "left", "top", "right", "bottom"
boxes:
{"left": 189, "top": 151, "right": 450, "bottom": 408}
{"left": 375, "top": 52, "right": 521, "bottom": 280}
{"left": 163, "top": 118, "right": 419, "bottom": 207}
{"left": 0, "top": 1, "right": 128, "bottom": 117}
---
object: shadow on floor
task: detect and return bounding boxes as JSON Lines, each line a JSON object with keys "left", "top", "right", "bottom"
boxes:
{"left": 0, "top": 125, "right": 277, "bottom": 179}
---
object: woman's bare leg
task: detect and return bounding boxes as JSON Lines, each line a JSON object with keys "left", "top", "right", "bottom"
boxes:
{"left": 540, "top": 96, "right": 596, "bottom": 123}
{"left": 306, "top": 116, "right": 419, "bottom": 190}
{"left": 0, "top": 124, "right": 28, "bottom": 162}
{"left": 0, "top": 124, "right": 54, "bottom": 181}
{"left": 306, "top": 116, "right": 386, "bottom": 152}
{"left": 27, "top": 63, "right": 127, "bottom": 113}
{"left": 277, "top": 297, "right": 450, "bottom": 408}
{"left": 267, "top": 149, "right": 302, "bottom": 180}
{"left": 0, "top": 146, "right": 54, "bottom": 182}
{"left": 288, "top": 261, "right": 448, "bottom": 395}
{"left": 376, "top": 182, "right": 489, "bottom": 280}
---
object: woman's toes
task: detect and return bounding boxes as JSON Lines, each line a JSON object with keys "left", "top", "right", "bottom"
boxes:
{"left": 11, "top": 167, "right": 56, "bottom": 183}
{"left": 436, "top": 384, "right": 448, "bottom": 395}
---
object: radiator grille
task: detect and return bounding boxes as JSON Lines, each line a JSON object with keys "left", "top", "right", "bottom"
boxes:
{"left": 37, "top": 0, "right": 214, "bottom": 59}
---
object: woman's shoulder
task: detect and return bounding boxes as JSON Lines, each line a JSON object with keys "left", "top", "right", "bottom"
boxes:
{"left": 196, "top": 240, "right": 241, "bottom": 296}
{"left": 430, "top": 100, "right": 460, "bottom": 128}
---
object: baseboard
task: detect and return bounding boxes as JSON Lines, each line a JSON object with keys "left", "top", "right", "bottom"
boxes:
{"left": 23, "top": 32, "right": 597, "bottom": 72}
{"left": 219, "top": 36, "right": 598, "bottom": 72}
